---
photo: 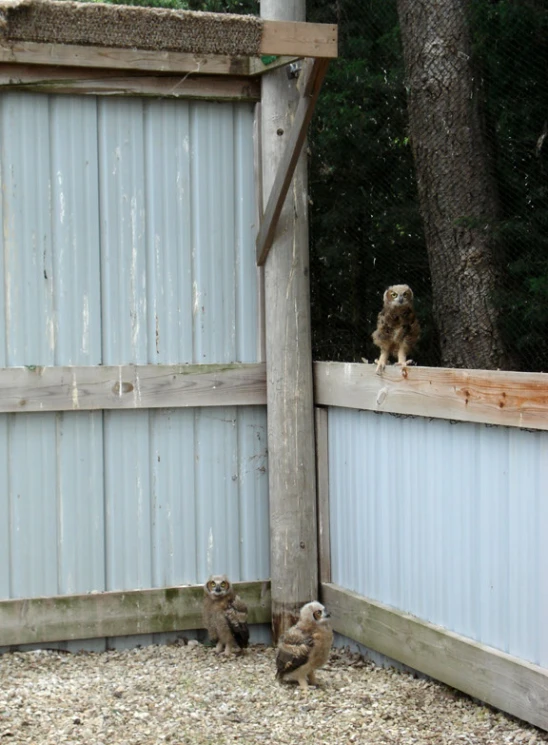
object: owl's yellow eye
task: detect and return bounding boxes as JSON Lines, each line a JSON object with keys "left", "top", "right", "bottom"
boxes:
{"left": 391, "top": 291, "right": 398, "bottom": 298}
{"left": 403, "top": 291, "right": 410, "bottom": 298}
{"left": 220, "top": 581, "right": 228, "bottom": 589}
{"left": 313, "top": 610, "right": 322, "bottom": 620}
{"left": 208, "top": 581, "right": 215, "bottom": 591}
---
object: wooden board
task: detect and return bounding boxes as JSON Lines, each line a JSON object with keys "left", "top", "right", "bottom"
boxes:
{"left": 314, "top": 361, "right": 548, "bottom": 431}
{"left": 315, "top": 407, "right": 331, "bottom": 583}
{"left": 0, "top": 65, "right": 260, "bottom": 100}
{"left": 322, "top": 582, "right": 548, "bottom": 732}
{"left": 261, "top": 20, "right": 337, "bottom": 58}
{"left": 0, "top": 582, "right": 271, "bottom": 646}
{"left": 261, "top": 0, "right": 318, "bottom": 642}
{"left": 0, "top": 363, "right": 266, "bottom": 413}
{"left": 256, "top": 57, "right": 330, "bottom": 265}
{"left": 0, "top": 20, "right": 336, "bottom": 77}
{"left": 0, "top": 41, "right": 251, "bottom": 75}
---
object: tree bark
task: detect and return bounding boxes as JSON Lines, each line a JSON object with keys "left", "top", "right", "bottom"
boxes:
{"left": 397, "top": 0, "right": 513, "bottom": 370}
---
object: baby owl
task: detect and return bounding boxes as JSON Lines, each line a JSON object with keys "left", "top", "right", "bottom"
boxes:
{"left": 275, "top": 601, "right": 333, "bottom": 691}
{"left": 203, "top": 574, "right": 249, "bottom": 656}
{"left": 372, "top": 283, "right": 420, "bottom": 374}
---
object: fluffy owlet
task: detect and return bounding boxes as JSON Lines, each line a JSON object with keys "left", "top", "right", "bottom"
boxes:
{"left": 203, "top": 575, "right": 249, "bottom": 656}
{"left": 275, "top": 601, "right": 333, "bottom": 691}
{"left": 371, "top": 284, "right": 420, "bottom": 374}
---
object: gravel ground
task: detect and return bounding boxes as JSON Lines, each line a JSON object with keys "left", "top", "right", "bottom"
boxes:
{"left": 0, "top": 641, "right": 546, "bottom": 745}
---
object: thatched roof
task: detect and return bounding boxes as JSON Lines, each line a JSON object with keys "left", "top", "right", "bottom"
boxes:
{"left": 0, "top": 0, "right": 264, "bottom": 56}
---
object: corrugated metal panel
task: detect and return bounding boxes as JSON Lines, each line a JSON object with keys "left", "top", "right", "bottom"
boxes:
{"left": 0, "top": 92, "right": 268, "bottom": 605}
{"left": 328, "top": 407, "right": 548, "bottom": 667}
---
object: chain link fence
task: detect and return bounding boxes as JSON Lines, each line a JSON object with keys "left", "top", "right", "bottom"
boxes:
{"left": 307, "top": 0, "right": 548, "bottom": 372}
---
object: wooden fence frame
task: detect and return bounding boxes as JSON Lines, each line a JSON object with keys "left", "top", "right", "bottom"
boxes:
{"left": 314, "top": 359, "right": 548, "bottom": 731}
{"left": 314, "top": 361, "right": 548, "bottom": 431}
{"left": 0, "top": 581, "right": 271, "bottom": 647}
{"left": 0, "top": 363, "right": 266, "bottom": 413}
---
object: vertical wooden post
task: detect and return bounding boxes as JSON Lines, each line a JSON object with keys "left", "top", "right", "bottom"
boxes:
{"left": 261, "top": 0, "right": 318, "bottom": 641}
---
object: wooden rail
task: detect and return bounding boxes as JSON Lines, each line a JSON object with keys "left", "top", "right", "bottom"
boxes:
{"left": 0, "top": 581, "right": 271, "bottom": 646}
{"left": 0, "top": 363, "right": 266, "bottom": 413}
{"left": 322, "top": 582, "right": 548, "bottom": 732}
{"left": 314, "top": 361, "right": 548, "bottom": 431}
{"left": 0, "top": 65, "right": 260, "bottom": 100}
{"left": 0, "top": 20, "right": 337, "bottom": 76}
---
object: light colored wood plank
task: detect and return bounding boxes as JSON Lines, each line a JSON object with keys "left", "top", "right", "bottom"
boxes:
{"left": 0, "top": 363, "right": 266, "bottom": 413}
{"left": 0, "top": 41, "right": 251, "bottom": 75}
{"left": 314, "top": 361, "right": 548, "bottom": 431}
{"left": 261, "top": 20, "right": 338, "bottom": 59}
{"left": 256, "top": 57, "right": 330, "bottom": 265}
{"left": 0, "top": 65, "right": 260, "bottom": 100}
{"left": 261, "top": 0, "right": 318, "bottom": 642}
{"left": 0, "top": 582, "right": 271, "bottom": 646}
{"left": 0, "top": 20, "right": 337, "bottom": 78}
{"left": 321, "top": 582, "right": 548, "bottom": 732}
{"left": 315, "top": 407, "right": 331, "bottom": 583}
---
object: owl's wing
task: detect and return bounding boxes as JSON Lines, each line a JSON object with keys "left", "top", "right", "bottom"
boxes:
{"left": 276, "top": 626, "right": 314, "bottom": 678}
{"left": 225, "top": 596, "right": 249, "bottom": 649}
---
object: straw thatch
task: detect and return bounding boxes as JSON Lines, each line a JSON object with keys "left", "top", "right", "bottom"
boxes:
{"left": 0, "top": 0, "right": 263, "bottom": 56}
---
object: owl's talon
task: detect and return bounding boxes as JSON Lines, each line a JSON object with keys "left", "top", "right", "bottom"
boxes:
{"left": 374, "top": 359, "right": 385, "bottom": 375}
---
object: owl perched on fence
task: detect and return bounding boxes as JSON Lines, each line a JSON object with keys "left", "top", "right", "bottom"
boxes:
{"left": 203, "top": 575, "right": 249, "bottom": 656}
{"left": 372, "top": 284, "right": 420, "bottom": 374}
{"left": 275, "top": 601, "right": 333, "bottom": 691}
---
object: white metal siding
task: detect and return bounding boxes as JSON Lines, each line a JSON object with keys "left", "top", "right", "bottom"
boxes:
{"left": 0, "top": 92, "right": 268, "bottom": 604}
{"left": 328, "top": 407, "right": 548, "bottom": 667}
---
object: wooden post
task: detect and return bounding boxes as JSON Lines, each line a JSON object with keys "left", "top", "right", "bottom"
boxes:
{"left": 261, "top": 0, "right": 318, "bottom": 642}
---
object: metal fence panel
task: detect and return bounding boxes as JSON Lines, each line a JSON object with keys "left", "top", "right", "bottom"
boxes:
{"left": 0, "top": 92, "right": 268, "bottom": 604}
{"left": 328, "top": 406, "right": 548, "bottom": 667}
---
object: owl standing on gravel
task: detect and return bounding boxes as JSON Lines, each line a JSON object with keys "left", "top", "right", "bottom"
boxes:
{"left": 372, "top": 284, "right": 420, "bottom": 374}
{"left": 275, "top": 601, "right": 333, "bottom": 691}
{"left": 203, "top": 575, "right": 249, "bottom": 656}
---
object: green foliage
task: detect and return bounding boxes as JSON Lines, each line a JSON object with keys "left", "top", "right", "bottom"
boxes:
{"left": 307, "top": 0, "right": 438, "bottom": 364}
{"left": 308, "top": 0, "right": 548, "bottom": 370}
{"left": 470, "top": 0, "right": 548, "bottom": 370}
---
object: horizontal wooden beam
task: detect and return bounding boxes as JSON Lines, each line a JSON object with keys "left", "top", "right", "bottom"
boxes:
{"left": 256, "top": 58, "right": 330, "bottom": 265}
{"left": 0, "top": 65, "right": 260, "bottom": 100}
{"left": 0, "top": 581, "right": 271, "bottom": 646}
{"left": 261, "top": 20, "right": 337, "bottom": 59}
{"left": 0, "top": 21, "right": 336, "bottom": 78}
{"left": 314, "top": 361, "right": 548, "bottom": 431}
{"left": 0, "top": 363, "right": 266, "bottom": 413}
{"left": 322, "top": 582, "right": 548, "bottom": 732}
{"left": 0, "top": 41, "right": 252, "bottom": 76}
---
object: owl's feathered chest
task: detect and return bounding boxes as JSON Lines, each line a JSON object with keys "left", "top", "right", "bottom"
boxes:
{"left": 377, "top": 306, "right": 417, "bottom": 342}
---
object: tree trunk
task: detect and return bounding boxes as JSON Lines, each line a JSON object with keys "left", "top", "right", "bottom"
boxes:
{"left": 396, "top": 0, "right": 513, "bottom": 370}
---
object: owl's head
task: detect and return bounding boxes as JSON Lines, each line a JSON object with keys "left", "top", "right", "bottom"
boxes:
{"left": 383, "top": 284, "right": 414, "bottom": 309}
{"left": 204, "top": 574, "right": 232, "bottom": 599}
{"left": 299, "top": 601, "right": 330, "bottom": 626}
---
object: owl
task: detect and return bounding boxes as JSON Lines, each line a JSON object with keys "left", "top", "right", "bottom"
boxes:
{"left": 203, "top": 575, "right": 249, "bottom": 656}
{"left": 275, "top": 601, "right": 333, "bottom": 691}
{"left": 372, "top": 284, "right": 420, "bottom": 374}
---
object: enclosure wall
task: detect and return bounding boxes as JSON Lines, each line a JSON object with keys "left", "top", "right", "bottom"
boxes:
{"left": 327, "top": 406, "right": 548, "bottom": 667}
{"left": 0, "top": 93, "right": 269, "bottom": 612}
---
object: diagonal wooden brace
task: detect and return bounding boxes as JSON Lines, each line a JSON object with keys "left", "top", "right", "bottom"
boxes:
{"left": 256, "top": 57, "right": 330, "bottom": 266}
